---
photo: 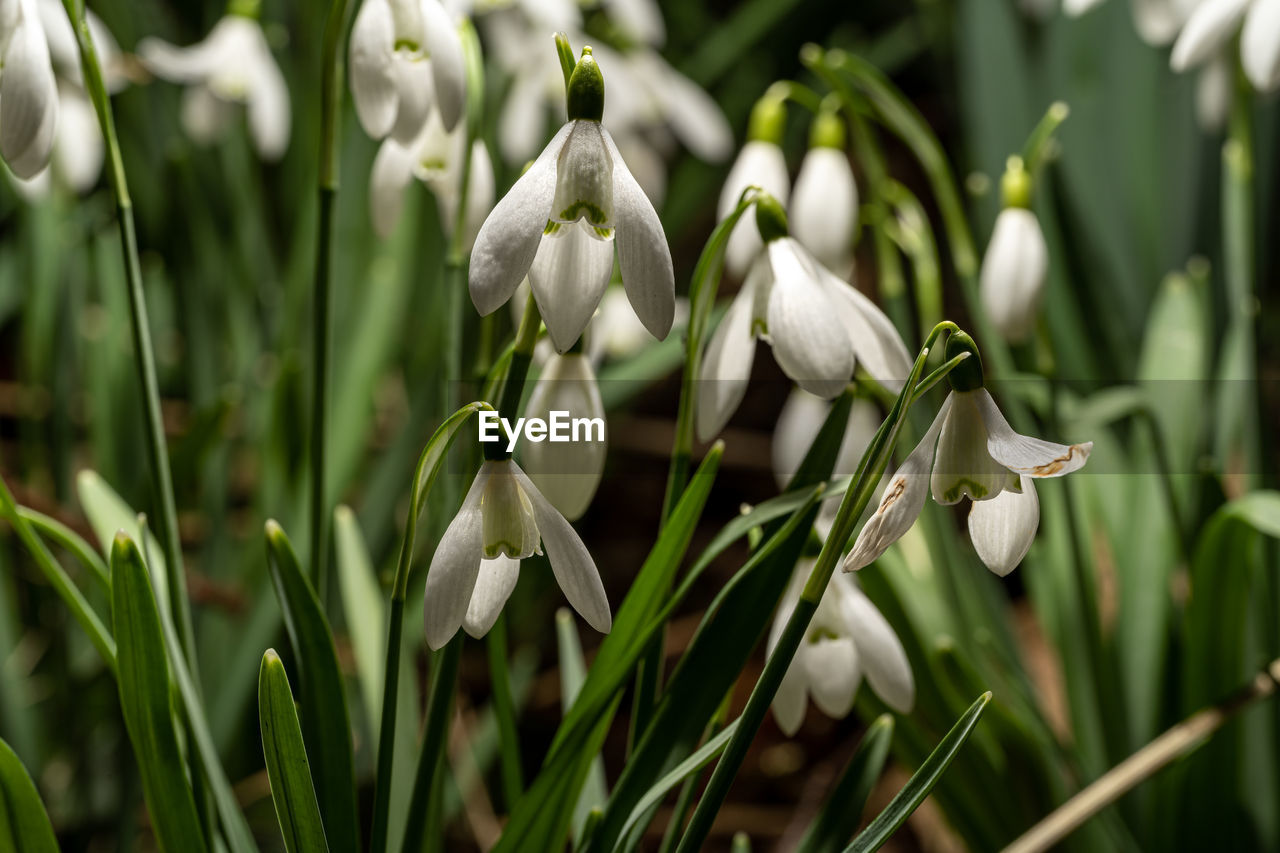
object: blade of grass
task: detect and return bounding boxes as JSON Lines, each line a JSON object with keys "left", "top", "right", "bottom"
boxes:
{"left": 797, "top": 715, "right": 895, "bottom": 853}
{"left": 0, "top": 737, "right": 60, "bottom": 853}
{"left": 259, "top": 650, "right": 331, "bottom": 853}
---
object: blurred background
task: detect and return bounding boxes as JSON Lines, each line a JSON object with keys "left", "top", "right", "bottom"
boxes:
{"left": 2, "top": 0, "right": 1278, "bottom": 850}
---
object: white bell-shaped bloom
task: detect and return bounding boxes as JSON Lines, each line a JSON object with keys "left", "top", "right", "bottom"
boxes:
{"left": 845, "top": 387, "right": 1091, "bottom": 576}
{"left": 769, "top": 559, "right": 914, "bottom": 736}
{"left": 1, "top": 0, "right": 58, "bottom": 179}
{"left": 423, "top": 458, "right": 610, "bottom": 648}
{"left": 369, "top": 110, "right": 494, "bottom": 245}
{"left": 718, "top": 140, "right": 789, "bottom": 278}
{"left": 790, "top": 146, "right": 858, "bottom": 276}
{"left": 696, "top": 233, "right": 911, "bottom": 442}
{"left": 979, "top": 207, "right": 1048, "bottom": 344}
{"left": 1171, "top": 0, "right": 1280, "bottom": 91}
{"left": 469, "top": 50, "right": 674, "bottom": 354}
{"left": 139, "top": 14, "right": 290, "bottom": 159}
{"left": 521, "top": 353, "right": 606, "bottom": 521}
{"left": 349, "top": 0, "right": 464, "bottom": 144}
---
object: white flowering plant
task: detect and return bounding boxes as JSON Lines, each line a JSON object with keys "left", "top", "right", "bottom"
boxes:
{"left": 0, "top": 2, "right": 1277, "bottom": 852}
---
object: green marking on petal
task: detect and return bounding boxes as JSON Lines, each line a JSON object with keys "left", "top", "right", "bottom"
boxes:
{"left": 944, "top": 479, "right": 988, "bottom": 503}
{"left": 558, "top": 200, "right": 608, "bottom": 225}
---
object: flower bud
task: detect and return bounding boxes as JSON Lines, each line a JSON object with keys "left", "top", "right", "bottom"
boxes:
{"left": 754, "top": 193, "right": 789, "bottom": 243}
{"left": 566, "top": 46, "right": 605, "bottom": 122}
{"left": 945, "top": 331, "right": 985, "bottom": 393}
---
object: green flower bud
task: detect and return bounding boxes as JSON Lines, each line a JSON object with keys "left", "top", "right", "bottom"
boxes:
{"left": 567, "top": 46, "right": 605, "bottom": 122}
{"left": 755, "top": 193, "right": 789, "bottom": 243}
{"left": 747, "top": 94, "right": 787, "bottom": 145}
{"left": 1000, "top": 156, "right": 1032, "bottom": 209}
{"left": 809, "top": 110, "right": 845, "bottom": 150}
{"left": 945, "top": 331, "right": 985, "bottom": 392}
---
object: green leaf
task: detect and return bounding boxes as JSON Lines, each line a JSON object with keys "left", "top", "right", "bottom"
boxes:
{"left": 77, "top": 470, "right": 169, "bottom": 622}
{"left": 259, "top": 650, "right": 331, "bottom": 853}
{"left": 334, "top": 505, "right": 386, "bottom": 734}
{"left": 617, "top": 719, "right": 741, "bottom": 850}
{"left": 797, "top": 715, "right": 895, "bottom": 853}
{"left": 264, "top": 522, "right": 360, "bottom": 853}
{"left": 844, "top": 692, "right": 992, "bottom": 853}
{"left": 556, "top": 609, "right": 608, "bottom": 844}
{"left": 0, "top": 737, "right": 60, "bottom": 853}
{"left": 492, "top": 444, "right": 724, "bottom": 852}
{"left": 110, "top": 533, "right": 208, "bottom": 853}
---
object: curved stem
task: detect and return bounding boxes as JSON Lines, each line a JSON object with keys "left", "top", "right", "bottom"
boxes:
{"left": 59, "top": 0, "right": 195, "bottom": 675}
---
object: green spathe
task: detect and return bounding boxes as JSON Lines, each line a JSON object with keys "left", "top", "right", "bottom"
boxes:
{"left": 755, "top": 194, "right": 789, "bottom": 243}
{"left": 567, "top": 47, "right": 605, "bottom": 122}
{"left": 945, "top": 331, "right": 985, "bottom": 392}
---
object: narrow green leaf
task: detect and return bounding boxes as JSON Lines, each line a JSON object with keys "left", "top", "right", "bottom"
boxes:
{"left": 78, "top": 470, "right": 169, "bottom": 622}
{"left": 797, "top": 715, "right": 895, "bottom": 853}
{"left": 259, "top": 650, "right": 330, "bottom": 853}
{"left": 556, "top": 610, "right": 608, "bottom": 843}
{"left": 0, "top": 737, "right": 60, "bottom": 853}
{"left": 844, "top": 692, "right": 992, "bottom": 853}
{"left": 264, "top": 522, "right": 360, "bottom": 853}
{"left": 14, "top": 506, "right": 109, "bottom": 592}
{"left": 110, "top": 533, "right": 208, "bottom": 853}
{"left": 334, "top": 505, "right": 386, "bottom": 733}
{"left": 618, "top": 720, "right": 741, "bottom": 850}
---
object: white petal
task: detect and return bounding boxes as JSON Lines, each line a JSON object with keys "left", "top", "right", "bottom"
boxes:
{"left": 52, "top": 87, "right": 102, "bottom": 193}
{"left": 790, "top": 148, "right": 858, "bottom": 273}
{"left": 460, "top": 139, "right": 495, "bottom": 252}
{"left": 772, "top": 389, "right": 832, "bottom": 490}
{"left": 803, "top": 636, "right": 861, "bottom": 720}
{"left": 423, "top": 467, "right": 489, "bottom": 649}
{"left": 931, "top": 390, "right": 1009, "bottom": 505}
{"left": 498, "top": 70, "right": 548, "bottom": 165}
{"left": 521, "top": 354, "right": 607, "bottom": 521}
{"left": 771, "top": 655, "right": 809, "bottom": 737}
{"left": 718, "top": 140, "right": 790, "bottom": 277}
{"left": 1241, "top": 0, "right": 1280, "bottom": 90}
{"left": 469, "top": 122, "right": 570, "bottom": 316}
{"left": 1132, "top": 0, "right": 1186, "bottom": 45}
{"left": 528, "top": 220, "right": 616, "bottom": 353}
{"left": 842, "top": 586, "right": 914, "bottom": 713}
{"left": 138, "top": 28, "right": 231, "bottom": 84}
{"left": 512, "top": 463, "right": 611, "bottom": 633}
{"left": 349, "top": 0, "right": 398, "bottom": 139}
{"left": 462, "top": 555, "right": 521, "bottom": 638}
{"left": 1063, "top": 0, "right": 1107, "bottom": 14}
{"left": 245, "top": 41, "right": 290, "bottom": 159}
{"left": 695, "top": 263, "right": 761, "bottom": 441}
{"left": 765, "top": 239, "right": 854, "bottom": 398}
{"left": 844, "top": 398, "right": 949, "bottom": 570}
{"left": 549, "top": 120, "right": 614, "bottom": 227}
{"left": 602, "top": 128, "right": 675, "bottom": 342}
{"left": 1170, "top": 0, "right": 1251, "bottom": 71}
{"left": 180, "top": 85, "right": 233, "bottom": 145}
{"left": 967, "top": 475, "right": 1039, "bottom": 576}
{"left": 607, "top": 0, "right": 665, "bottom": 45}
{"left": 369, "top": 138, "right": 416, "bottom": 238}
{"left": 610, "top": 132, "right": 666, "bottom": 207}
{"left": 1, "top": 11, "right": 58, "bottom": 179}
{"left": 420, "top": 0, "right": 466, "bottom": 130}
{"left": 389, "top": 53, "right": 435, "bottom": 144}
{"left": 820, "top": 270, "right": 913, "bottom": 392}
{"left": 979, "top": 208, "right": 1048, "bottom": 344}
{"left": 973, "top": 388, "right": 1093, "bottom": 477}
{"left": 1196, "top": 56, "right": 1232, "bottom": 131}
{"left": 651, "top": 59, "right": 732, "bottom": 162}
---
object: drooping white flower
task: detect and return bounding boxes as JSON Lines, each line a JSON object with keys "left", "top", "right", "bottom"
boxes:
{"left": 423, "top": 458, "right": 610, "bottom": 648}
{"left": 980, "top": 207, "right": 1048, "bottom": 344}
{"left": 521, "top": 352, "right": 606, "bottom": 520}
{"left": 1171, "top": 0, "right": 1280, "bottom": 91}
{"left": 769, "top": 558, "right": 914, "bottom": 736}
{"left": 469, "top": 47, "right": 675, "bottom": 354}
{"left": 139, "top": 12, "right": 290, "bottom": 159}
{"left": 718, "top": 95, "right": 790, "bottom": 278}
{"left": 369, "top": 110, "right": 494, "bottom": 244}
{"left": 790, "top": 111, "right": 858, "bottom": 276}
{"left": 696, "top": 201, "right": 912, "bottom": 442}
{"left": 1, "top": 0, "right": 58, "bottom": 179}
{"left": 845, "top": 336, "right": 1092, "bottom": 577}
{"left": 348, "top": 0, "right": 465, "bottom": 144}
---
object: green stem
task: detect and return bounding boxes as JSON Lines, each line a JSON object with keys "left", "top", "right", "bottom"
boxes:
{"left": 59, "top": 0, "right": 196, "bottom": 675}
{"left": 677, "top": 325, "right": 957, "bottom": 851}
{"left": 309, "top": 0, "right": 359, "bottom": 604}
{"left": 487, "top": 613, "right": 524, "bottom": 809}
{"left": 401, "top": 636, "right": 464, "bottom": 852}
{"left": 1021, "top": 101, "right": 1070, "bottom": 176}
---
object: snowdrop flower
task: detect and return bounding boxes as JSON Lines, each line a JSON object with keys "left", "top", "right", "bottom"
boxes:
{"left": 1171, "top": 0, "right": 1280, "bottom": 91}
{"left": 349, "top": 0, "right": 465, "bottom": 145}
{"left": 139, "top": 4, "right": 290, "bottom": 159}
{"left": 521, "top": 352, "right": 606, "bottom": 520}
{"left": 13, "top": 0, "right": 124, "bottom": 196}
{"left": 369, "top": 112, "right": 494, "bottom": 244}
{"left": 469, "top": 46, "right": 675, "bottom": 354}
{"left": 615, "top": 49, "right": 732, "bottom": 166}
{"left": 1, "top": 0, "right": 58, "bottom": 179}
{"left": 718, "top": 92, "right": 790, "bottom": 278}
{"left": 845, "top": 333, "right": 1092, "bottom": 577}
{"left": 423, "top": 457, "right": 610, "bottom": 648}
{"left": 696, "top": 196, "right": 912, "bottom": 442}
{"left": 979, "top": 158, "right": 1048, "bottom": 344}
{"left": 770, "top": 559, "right": 913, "bottom": 736}
{"left": 790, "top": 110, "right": 858, "bottom": 276}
